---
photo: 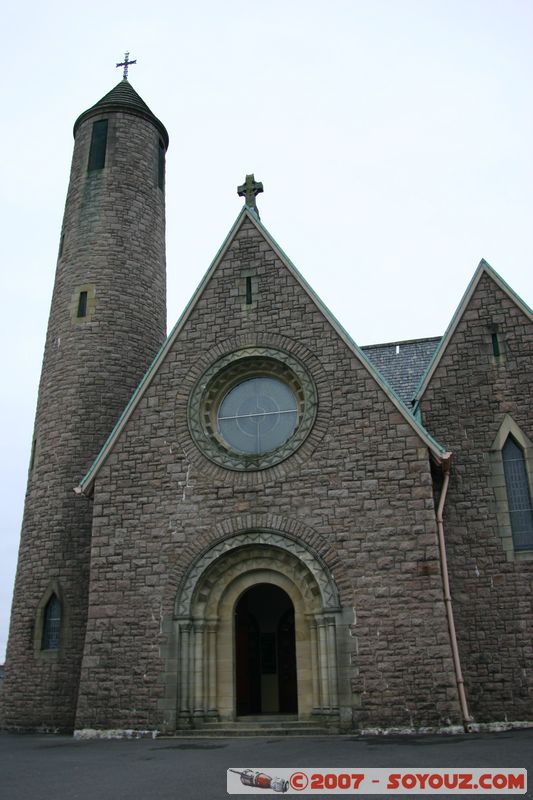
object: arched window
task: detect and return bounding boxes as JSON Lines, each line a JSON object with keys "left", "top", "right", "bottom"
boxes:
{"left": 502, "top": 436, "right": 533, "bottom": 551}
{"left": 41, "top": 594, "right": 61, "bottom": 651}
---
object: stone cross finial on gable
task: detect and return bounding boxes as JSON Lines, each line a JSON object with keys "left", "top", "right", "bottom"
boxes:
{"left": 116, "top": 52, "right": 137, "bottom": 80}
{"left": 237, "top": 174, "right": 264, "bottom": 219}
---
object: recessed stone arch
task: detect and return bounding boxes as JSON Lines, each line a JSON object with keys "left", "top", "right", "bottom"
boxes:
{"left": 166, "top": 513, "right": 353, "bottom": 610}
{"left": 160, "top": 530, "right": 346, "bottom": 730}
{"left": 175, "top": 531, "right": 340, "bottom": 617}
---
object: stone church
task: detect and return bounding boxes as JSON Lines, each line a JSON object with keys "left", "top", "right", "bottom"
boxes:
{"left": 2, "top": 75, "right": 532, "bottom": 736}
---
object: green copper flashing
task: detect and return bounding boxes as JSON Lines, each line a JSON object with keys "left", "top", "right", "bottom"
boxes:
{"left": 79, "top": 209, "right": 250, "bottom": 492}
{"left": 479, "top": 258, "right": 532, "bottom": 315}
{"left": 79, "top": 206, "right": 449, "bottom": 494}
{"left": 249, "top": 213, "right": 448, "bottom": 457}
{"left": 413, "top": 258, "right": 532, "bottom": 406}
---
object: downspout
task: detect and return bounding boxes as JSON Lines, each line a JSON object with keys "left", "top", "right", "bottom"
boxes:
{"left": 436, "top": 455, "right": 473, "bottom": 731}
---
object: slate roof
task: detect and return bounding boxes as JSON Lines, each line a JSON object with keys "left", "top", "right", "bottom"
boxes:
{"left": 362, "top": 336, "right": 442, "bottom": 408}
{"left": 73, "top": 80, "right": 169, "bottom": 147}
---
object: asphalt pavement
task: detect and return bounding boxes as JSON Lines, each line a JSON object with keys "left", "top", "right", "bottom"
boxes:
{"left": 1, "top": 728, "right": 531, "bottom": 800}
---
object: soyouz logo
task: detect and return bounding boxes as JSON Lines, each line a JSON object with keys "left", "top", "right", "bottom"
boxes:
{"left": 229, "top": 769, "right": 289, "bottom": 792}
{"left": 227, "top": 768, "right": 527, "bottom": 794}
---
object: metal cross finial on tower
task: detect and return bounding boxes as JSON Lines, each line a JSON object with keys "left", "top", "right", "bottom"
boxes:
{"left": 116, "top": 51, "right": 137, "bottom": 80}
{"left": 237, "top": 174, "right": 264, "bottom": 219}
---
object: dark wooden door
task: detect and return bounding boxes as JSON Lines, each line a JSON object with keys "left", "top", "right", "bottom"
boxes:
{"left": 277, "top": 607, "right": 298, "bottom": 713}
{"left": 235, "top": 597, "right": 261, "bottom": 715}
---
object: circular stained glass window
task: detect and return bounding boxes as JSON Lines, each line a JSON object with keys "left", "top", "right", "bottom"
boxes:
{"left": 187, "top": 348, "right": 317, "bottom": 471}
{"left": 217, "top": 377, "right": 298, "bottom": 455}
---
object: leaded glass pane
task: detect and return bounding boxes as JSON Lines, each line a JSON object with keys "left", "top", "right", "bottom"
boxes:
{"left": 502, "top": 436, "right": 533, "bottom": 550}
{"left": 42, "top": 594, "right": 61, "bottom": 651}
{"left": 218, "top": 377, "right": 298, "bottom": 455}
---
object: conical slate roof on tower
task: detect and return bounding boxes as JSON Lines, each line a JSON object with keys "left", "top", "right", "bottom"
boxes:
{"left": 74, "top": 79, "right": 169, "bottom": 146}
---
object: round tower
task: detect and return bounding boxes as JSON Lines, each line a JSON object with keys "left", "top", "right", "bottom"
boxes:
{"left": 3, "top": 78, "right": 168, "bottom": 731}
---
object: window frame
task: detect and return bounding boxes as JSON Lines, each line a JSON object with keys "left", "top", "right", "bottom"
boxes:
{"left": 69, "top": 284, "right": 96, "bottom": 323}
{"left": 34, "top": 581, "right": 66, "bottom": 658}
{"left": 490, "top": 415, "right": 533, "bottom": 561}
{"left": 41, "top": 594, "right": 61, "bottom": 651}
{"left": 188, "top": 348, "right": 317, "bottom": 472}
{"left": 502, "top": 435, "right": 533, "bottom": 550}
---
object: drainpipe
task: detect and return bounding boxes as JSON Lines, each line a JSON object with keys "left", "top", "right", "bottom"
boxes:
{"left": 436, "top": 455, "right": 473, "bottom": 731}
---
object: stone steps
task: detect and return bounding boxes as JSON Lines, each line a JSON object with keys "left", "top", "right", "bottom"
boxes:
{"left": 167, "top": 716, "right": 339, "bottom": 737}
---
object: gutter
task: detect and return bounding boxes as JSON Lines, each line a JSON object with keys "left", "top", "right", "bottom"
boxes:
{"left": 436, "top": 455, "right": 473, "bottom": 730}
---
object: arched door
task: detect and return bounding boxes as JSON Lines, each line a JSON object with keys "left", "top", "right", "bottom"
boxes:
{"left": 235, "top": 583, "right": 298, "bottom": 716}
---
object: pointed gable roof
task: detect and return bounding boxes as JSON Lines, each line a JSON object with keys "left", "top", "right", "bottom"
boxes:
{"left": 413, "top": 259, "right": 533, "bottom": 406}
{"left": 74, "top": 80, "right": 169, "bottom": 147}
{"left": 77, "top": 208, "right": 449, "bottom": 495}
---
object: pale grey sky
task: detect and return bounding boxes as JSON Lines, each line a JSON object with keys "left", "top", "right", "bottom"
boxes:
{"left": 1, "top": 0, "right": 532, "bottom": 659}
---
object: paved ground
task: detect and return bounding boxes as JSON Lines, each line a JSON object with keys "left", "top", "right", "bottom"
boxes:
{"left": 1, "top": 729, "right": 531, "bottom": 800}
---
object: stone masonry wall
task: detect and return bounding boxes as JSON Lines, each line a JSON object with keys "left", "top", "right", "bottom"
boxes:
{"left": 75, "top": 217, "right": 462, "bottom": 732}
{"left": 2, "top": 106, "right": 167, "bottom": 731}
{"left": 420, "top": 272, "right": 533, "bottom": 722}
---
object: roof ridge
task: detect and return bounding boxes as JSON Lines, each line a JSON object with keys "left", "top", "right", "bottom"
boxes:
{"left": 362, "top": 335, "right": 442, "bottom": 350}
{"left": 78, "top": 208, "right": 449, "bottom": 494}
{"left": 249, "top": 215, "right": 447, "bottom": 455}
{"left": 78, "top": 208, "right": 250, "bottom": 492}
{"left": 413, "top": 259, "right": 532, "bottom": 406}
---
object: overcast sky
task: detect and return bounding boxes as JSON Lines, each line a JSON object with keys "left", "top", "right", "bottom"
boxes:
{"left": 1, "top": 0, "right": 532, "bottom": 660}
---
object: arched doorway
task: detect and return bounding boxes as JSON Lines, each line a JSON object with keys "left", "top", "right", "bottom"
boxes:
{"left": 167, "top": 531, "right": 343, "bottom": 730}
{"left": 235, "top": 584, "right": 297, "bottom": 716}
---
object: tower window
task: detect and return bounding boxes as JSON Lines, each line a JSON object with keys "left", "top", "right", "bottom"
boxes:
{"left": 41, "top": 594, "right": 61, "bottom": 651}
{"left": 158, "top": 139, "right": 165, "bottom": 191}
{"left": 492, "top": 332, "right": 500, "bottom": 358}
{"left": 58, "top": 234, "right": 65, "bottom": 258}
{"left": 77, "top": 291, "right": 88, "bottom": 318}
{"left": 88, "top": 119, "right": 108, "bottom": 171}
{"left": 30, "top": 438, "right": 37, "bottom": 471}
{"left": 502, "top": 436, "right": 533, "bottom": 550}
{"left": 70, "top": 284, "right": 95, "bottom": 323}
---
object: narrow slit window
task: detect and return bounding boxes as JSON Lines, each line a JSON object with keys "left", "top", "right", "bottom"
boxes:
{"left": 58, "top": 234, "right": 65, "bottom": 258}
{"left": 245, "top": 276, "right": 253, "bottom": 305}
{"left": 492, "top": 332, "right": 500, "bottom": 358}
{"left": 77, "top": 291, "right": 88, "bottom": 318}
{"left": 502, "top": 435, "right": 533, "bottom": 550}
{"left": 158, "top": 139, "right": 165, "bottom": 191}
{"left": 30, "top": 438, "right": 37, "bottom": 471}
{"left": 88, "top": 119, "right": 108, "bottom": 171}
{"left": 41, "top": 594, "right": 61, "bottom": 651}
